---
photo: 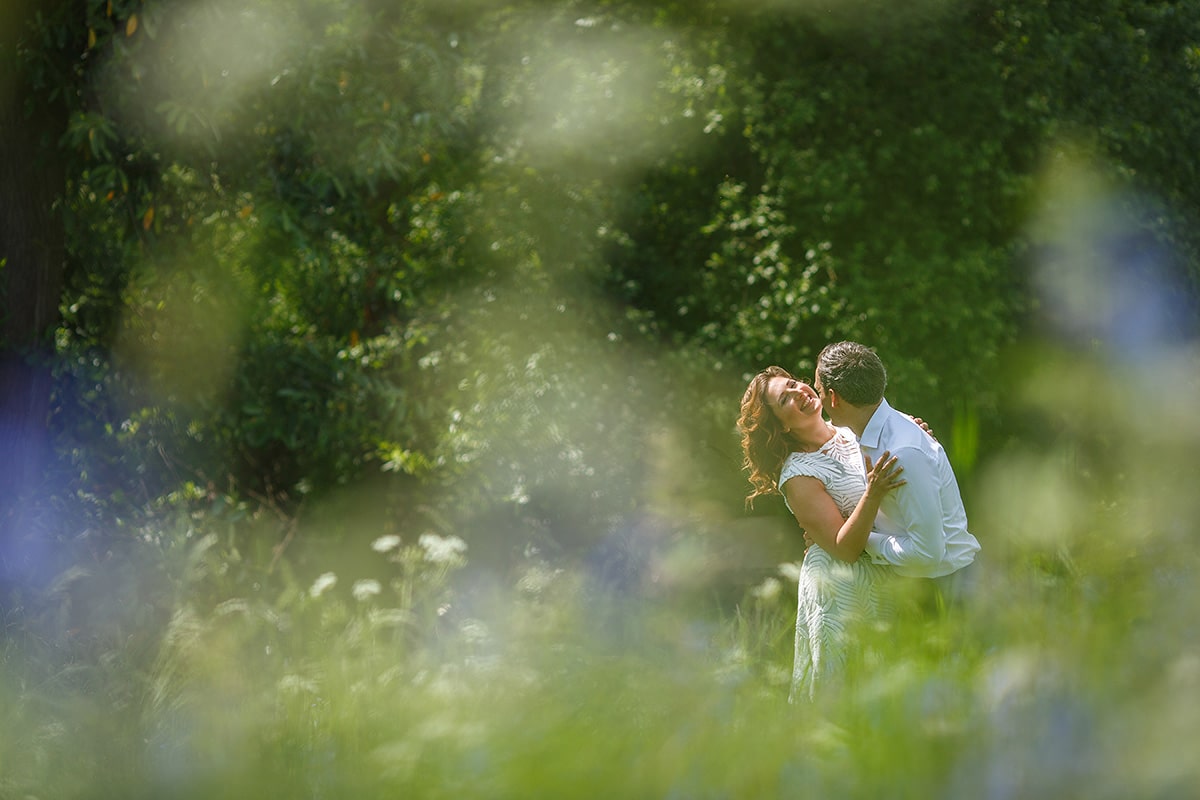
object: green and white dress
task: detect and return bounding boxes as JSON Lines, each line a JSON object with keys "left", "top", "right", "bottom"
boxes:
{"left": 779, "top": 427, "right": 896, "bottom": 702}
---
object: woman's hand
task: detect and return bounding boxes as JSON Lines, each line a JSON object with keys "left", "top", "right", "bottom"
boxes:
{"left": 908, "top": 415, "right": 936, "bottom": 440}
{"left": 802, "top": 453, "right": 903, "bottom": 554}
{"left": 863, "top": 450, "right": 905, "bottom": 499}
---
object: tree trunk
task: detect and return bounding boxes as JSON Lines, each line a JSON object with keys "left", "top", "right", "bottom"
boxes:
{"left": 0, "top": 0, "right": 68, "bottom": 594}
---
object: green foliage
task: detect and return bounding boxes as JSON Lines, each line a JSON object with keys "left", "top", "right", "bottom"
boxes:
{"left": 47, "top": 0, "right": 484, "bottom": 506}
{"left": 27, "top": 0, "right": 1199, "bottom": 520}
{"left": 597, "top": 0, "right": 1200, "bottom": 461}
{"left": 615, "top": 3, "right": 1037, "bottom": 443}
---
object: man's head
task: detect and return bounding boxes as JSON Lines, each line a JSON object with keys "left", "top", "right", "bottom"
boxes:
{"left": 814, "top": 341, "right": 886, "bottom": 426}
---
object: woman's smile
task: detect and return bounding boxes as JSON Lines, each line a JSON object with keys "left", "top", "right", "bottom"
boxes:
{"left": 767, "top": 376, "right": 822, "bottom": 424}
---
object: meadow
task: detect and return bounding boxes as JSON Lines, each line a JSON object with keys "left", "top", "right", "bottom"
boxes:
{"left": 3, "top": 344, "right": 1197, "bottom": 800}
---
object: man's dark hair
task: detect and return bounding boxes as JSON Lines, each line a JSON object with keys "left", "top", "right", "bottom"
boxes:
{"left": 816, "top": 341, "right": 887, "bottom": 406}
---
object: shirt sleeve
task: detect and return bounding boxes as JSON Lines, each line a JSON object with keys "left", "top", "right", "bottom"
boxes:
{"left": 862, "top": 447, "right": 947, "bottom": 572}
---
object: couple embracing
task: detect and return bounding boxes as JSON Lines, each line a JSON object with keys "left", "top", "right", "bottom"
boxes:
{"left": 738, "top": 341, "right": 980, "bottom": 702}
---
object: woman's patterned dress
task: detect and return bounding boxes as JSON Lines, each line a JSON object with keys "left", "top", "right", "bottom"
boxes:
{"left": 778, "top": 427, "right": 896, "bottom": 702}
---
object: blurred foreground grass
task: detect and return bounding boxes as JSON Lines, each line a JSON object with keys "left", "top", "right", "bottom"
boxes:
{"left": 3, "top": 345, "right": 1200, "bottom": 799}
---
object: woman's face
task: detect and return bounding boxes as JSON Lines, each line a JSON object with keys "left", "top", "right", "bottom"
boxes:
{"left": 765, "top": 375, "right": 822, "bottom": 431}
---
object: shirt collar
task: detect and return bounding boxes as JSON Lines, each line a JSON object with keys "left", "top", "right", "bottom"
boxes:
{"left": 858, "top": 397, "right": 892, "bottom": 449}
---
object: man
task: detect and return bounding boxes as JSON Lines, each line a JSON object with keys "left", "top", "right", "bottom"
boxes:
{"left": 813, "top": 341, "right": 980, "bottom": 601}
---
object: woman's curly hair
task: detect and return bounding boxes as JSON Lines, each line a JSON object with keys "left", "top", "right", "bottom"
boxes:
{"left": 737, "top": 365, "right": 798, "bottom": 508}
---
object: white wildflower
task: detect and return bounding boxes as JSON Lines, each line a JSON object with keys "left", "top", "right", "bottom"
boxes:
{"left": 751, "top": 577, "right": 782, "bottom": 602}
{"left": 213, "top": 598, "right": 250, "bottom": 616}
{"left": 278, "top": 674, "right": 320, "bottom": 695}
{"left": 517, "top": 564, "right": 559, "bottom": 596}
{"left": 778, "top": 561, "right": 804, "bottom": 583}
{"left": 309, "top": 571, "right": 337, "bottom": 598}
{"left": 371, "top": 534, "right": 402, "bottom": 553}
{"left": 352, "top": 579, "right": 382, "bottom": 602}
{"left": 419, "top": 533, "right": 467, "bottom": 565}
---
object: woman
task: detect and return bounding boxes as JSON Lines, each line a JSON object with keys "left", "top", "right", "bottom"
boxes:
{"left": 738, "top": 365, "right": 903, "bottom": 701}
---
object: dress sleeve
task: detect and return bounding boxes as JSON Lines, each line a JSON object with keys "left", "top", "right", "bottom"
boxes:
{"left": 778, "top": 452, "right": 826, "bottom": 491}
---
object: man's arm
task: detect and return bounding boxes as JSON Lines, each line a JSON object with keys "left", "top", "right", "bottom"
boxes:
{"left": 863, "top": 448, "right": 947, "bottom": 574}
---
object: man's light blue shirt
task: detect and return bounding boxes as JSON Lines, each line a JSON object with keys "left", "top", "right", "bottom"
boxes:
{"left": 859, "top": 398, "right": 980, "bottom": 578}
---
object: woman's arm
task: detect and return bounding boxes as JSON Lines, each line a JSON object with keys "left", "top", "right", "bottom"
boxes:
{"left": 783, "top": 452, "right": 904, "bottom": 563}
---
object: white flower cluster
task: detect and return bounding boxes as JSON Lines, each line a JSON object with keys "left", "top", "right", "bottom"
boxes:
{"left": 309, "top": 572, "right": 337, "bottom": 598}
{"left": 419, "top": 533, "right": 467, "bottom": 565}
{"left": 352, "top": 579, "right": 382, "bottom": 602}
{"left": 371, "top": 534, "right": 402, "bottom": 553}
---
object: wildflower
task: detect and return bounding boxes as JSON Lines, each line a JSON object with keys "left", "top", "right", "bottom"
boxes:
{"left": 372, "top": 534, "right": 402, "bottom": 553}
{"left": 517, "top": 564, "right": 559, "bottom": 596}
{"left": 419, "top": 533, "right": 467, "bottom": 565}
{"left": 751, "top": 576, "right": 782, "bottom": 601}
{"left": 353, "top": 579, "right": 382, "bottom": 602}
{"left": 778, "top": 561, "right": 803, "bottom": 583}
{"left": 309, "top": 572, "right": 337, "bottom": 598}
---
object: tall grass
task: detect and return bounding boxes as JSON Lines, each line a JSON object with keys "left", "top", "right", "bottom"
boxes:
{"left": 4, "top": 346, "right": 1200, "bottom": 799}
